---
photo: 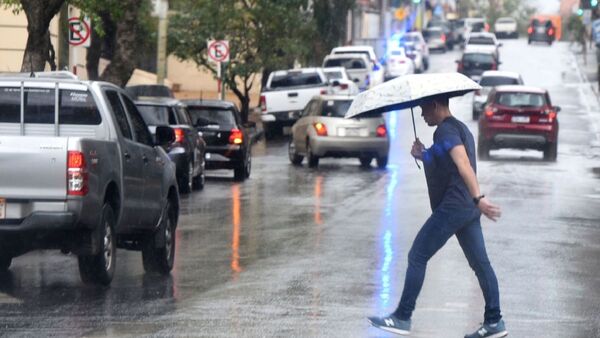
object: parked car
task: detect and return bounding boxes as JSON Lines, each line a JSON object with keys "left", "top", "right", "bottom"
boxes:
{"left": 465, "top": 32, "right": 502, "bottom": 61}
{"left": 472, "top": 71, "right": 524, "bottom": 120}
{"left": 494, "top": 17, "right": 519, "bottom": 39}
{"left": 528, "top": 19, "right": 555, "bottom": 45}
{"left": 457, "top": 17, "right": 488, "bottom": 45}
{"left": 384, "top": 46, "right": 415, "bottom": 80}
{"left": 478, "top": 85, "right": 560, "bottom": 161}
{"left": 329, "top": 45, "right": 385, "bottom": 87}
{"left": 288, "top": 95, "right": 389, "bottom": 168}
{"left": 0, "top": 75, "right": 180, "bottom": 285}
{"left": 456, "top": 49, "right": 499, "bottom": 81}
{"left": 323, "top": 53, "right": 372, "bottom": 91}
{"left": 427, "top": 20, "right": 458, "bottom": 49}
{"left": 260, "top": 67, "right": 330, "bottom": 138}
{"left": 126, "top": 84, "right": 174, "bottom": 99}
{"left": 183, "top": 100, "right": 253, "bottom": 181}
{"left": 402, "top": 42, "right": 425, "bottom": 73}
{"left": 399, "top": 32, "right": 430, "bottom": 70}
{"left": 322, "top": 67, "right": 360, "bottom": 96}
{"left": 135, "top": 97, "right": 206, "bottom": 193}
{"left": 423, "top": 27, "right": 447, "bottom": 52}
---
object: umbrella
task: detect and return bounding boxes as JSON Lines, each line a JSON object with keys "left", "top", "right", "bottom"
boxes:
{"left": 344, "top": 72, "right": 481, "bottom": 168}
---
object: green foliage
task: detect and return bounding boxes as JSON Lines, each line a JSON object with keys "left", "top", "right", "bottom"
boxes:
{"left": 310, "top": 0, "right": 355, "bottom": 65}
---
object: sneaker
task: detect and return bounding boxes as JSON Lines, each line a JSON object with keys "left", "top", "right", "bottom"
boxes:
{"left": 367, "top": 314, "right": 411, "bottom": 336}
{"left": 464, "top": 319, "right": 508, "bottom": 338}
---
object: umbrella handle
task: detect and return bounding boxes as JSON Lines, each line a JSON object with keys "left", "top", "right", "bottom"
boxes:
{"left": 410, "top": 108, "right": 421, "bottom": 170}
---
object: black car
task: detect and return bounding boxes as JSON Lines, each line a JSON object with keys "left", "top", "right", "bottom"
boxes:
{"left": 135, "top": 97, "right": 206, "bottom": 193}
{"left": 456, "top": 51, "right": 498, "bottom": 81}
{"left": 528, "top": 19, "right": 555, "bottom": 45}
{"left": 183, "top": 100, "right": 252, "bottom": 181}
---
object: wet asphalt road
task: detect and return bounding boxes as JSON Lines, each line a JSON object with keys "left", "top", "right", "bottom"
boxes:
{"left": 1, "top": 40, "right": 600, "bottom": 338}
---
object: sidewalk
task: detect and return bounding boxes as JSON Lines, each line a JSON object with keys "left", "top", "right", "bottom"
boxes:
{"left": 571, "top": 42, "right": 599, "bottom": 100}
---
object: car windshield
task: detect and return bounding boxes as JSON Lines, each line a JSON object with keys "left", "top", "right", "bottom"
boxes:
{"left": 320, "top": 100, "right": 352, "bottom": 118}
{"left": 324, "top": 58, "right": 366, "bottom": 69}
{"left": 480, "top": 76, "right": 520, "bottom": 86}
{"left": 136, "top": 105, "right": 177, "bottom": 126}
{"left": 423, "top": 30, "right": 442, "bottom": 39}
{"left": 0, "top": 87, "right": 101, "bottom": 124}
{"left": 495, "top": 92, "right": 546, "bottom": 107}
{"left": 468, "top": 37, "right": 495, "bottom": 45}
{"left": 497, "top": 18, "right": 514, "bottom": 24}
{"left": 324, "top": 71, "right": 343, "bottom": 80}
{"left": 187, "top": 107, "right": 236, "bottom": 128}
{"left": 333, "top": 50, "right": 371, "bottom": 60}
{"left": 269, "top": 72, "right": 323, "bottom": 89}
{"left": 463, "top": 53, "right": 495, "bottom": 63}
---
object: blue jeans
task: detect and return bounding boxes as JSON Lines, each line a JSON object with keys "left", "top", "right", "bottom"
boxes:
{"left": 393, "top": 205, "right": 502, "bottom": 324}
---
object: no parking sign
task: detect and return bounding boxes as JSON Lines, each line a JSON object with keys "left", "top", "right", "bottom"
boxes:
{"left": 68, "top": 17, "right": 91, "bottom": 47}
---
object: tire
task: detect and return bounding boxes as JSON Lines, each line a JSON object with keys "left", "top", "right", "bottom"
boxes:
{"left": 477, "top": 136, "right": 490, "bottom": 160}
{"left": 376, "top": 156, "right": 388, "bottom": 169}
{"left": 142, "top": 200, "right": 176, "bottom": 275}
{"left": 288, "top": 139, "right": 303, "bottom": 165}
{"left": 234, "top": 163, "right": 246, "bottom": 181}
{"left": 528, "top": 39, "right": 531, "bottom": 45}
{"left": 192, "top": 161, "right": 205, "bottom": 191}
{"left": 78, "top": 204, "right": 116, "bottom": 286}
{"left": 307, "top": 142, "right": 319, "bottom": 168}
{"left": 423, "top": 58, "right": 429, "bottom": 71}
{"left": 359, "top": 156, "right": 372, "bottom": 167}
{"left": 543, "top": 142, "right": 557, "bottom": 161}
{"left": 179, "top": 161, "right": 193, "bottom": 194}
{"left": 244, "top": 153, "right": 251, "bottom": 179}
{"left": 472, "top": 108, "right": 479, "bottom": 121}
{"left": 0, "top": 255, "right": 12, "bottom": 271}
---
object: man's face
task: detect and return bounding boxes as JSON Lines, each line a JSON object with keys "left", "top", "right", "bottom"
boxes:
{"left": 419, "top": 101, "right": 437, "bottom": 126}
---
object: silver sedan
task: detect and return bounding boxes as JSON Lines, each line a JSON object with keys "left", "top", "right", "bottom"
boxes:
{"left": 288, "top": 95, "right": 390, "bottom": 168}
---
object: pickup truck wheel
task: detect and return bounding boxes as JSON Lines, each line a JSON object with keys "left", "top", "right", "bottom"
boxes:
{"left": 307, "top": 142, "right": 319, "bottom": 168}
{"left": 359, "top": 156, "right": 372, "bottom": 167}
{"left": 478, "top": 136, "right": 490, "bottom": 160}
{"left": 179, "top": 161, "right": 193, "bottom": 194}
{"left": 288, "top": 140, "right": 304, "bottom": 165}
{"left": 543, "top": 142, "right": 557, "bottom": 161}
{"left": 142, "top": 200, "right": 176, "bottom": 275}
{"left": 0, "top": 255, "right": 12, "bottom": 271}
{"left": 234, "top": 162, "right": 247, "bottom": 181}
{"left": 78, "top": 204, "right": 116, "bottom": 286}
{"left": 376, "top": 156, "right": 388, "bottom": 169}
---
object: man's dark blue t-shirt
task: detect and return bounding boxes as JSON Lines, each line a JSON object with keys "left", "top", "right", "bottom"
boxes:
{"left": 422, "top": 116, "right": 477, "bottom": 211}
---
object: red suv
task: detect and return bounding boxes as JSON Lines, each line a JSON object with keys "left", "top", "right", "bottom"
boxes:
{"left": 478, "top": 85, "right": 560, "bottom": 161}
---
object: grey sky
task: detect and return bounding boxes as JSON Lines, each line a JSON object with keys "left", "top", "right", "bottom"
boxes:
{"left": 532, "top": 0, "right": 560, "bottom": 14}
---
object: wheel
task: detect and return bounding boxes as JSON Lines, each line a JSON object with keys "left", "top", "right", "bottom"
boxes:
{"left": 307, "top": 142, "right": 319, "bottom": 168}
{"left": 376, "top": 156, "right": 388, "bottom": 169}
{"left": 244, "top": 152, "right": 251, "bottom": 178}
{"left": 423, "top": 58, "right": 429, "bottom": 71}
{"left": 359, "top": 156, "right": 372, "bottom": 167}
{"left": 477, "top": 136, "right": 490, "bottom": 160}
{"left": 472, "top": 108, "right": 479, "bottom": 120}
{"left": 543, "top": 142, "right": 557, "bottom": 161}
{"left": 0, "top": 255, "right": 12, "bottom": 271}
{"left": 192, "top": 160, "right": 205, "bottom": 190}
{"left": 234, "top": 163, "right": 246, "bottom": 181}
{"left": 78, "top": 204, "right": 116, "bottom": 286}
{"left": 142, "top": 200, "right": 176, "bottom": 275}
{"left": 178, "top": 161, "right": 193, "bottom": 194}
{"left": 528, "top": 39, "right": 531, "bottom": 45}
{"left": 288, "top": 139, "right": 303, "bottom": 165}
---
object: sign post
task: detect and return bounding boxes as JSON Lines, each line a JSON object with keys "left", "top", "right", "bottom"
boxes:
{"left": 207, "top": 40, "right": 230, "bottom": 100}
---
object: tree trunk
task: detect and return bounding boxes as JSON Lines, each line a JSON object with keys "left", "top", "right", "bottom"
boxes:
{"left": 20, "top": 0, "right": 65, "bottom": 72}
{"left": 86, "top": 13, "right": 114, "bottom": 80}
{"left": 100, "top": 0, "right": 143, "bottom": 86}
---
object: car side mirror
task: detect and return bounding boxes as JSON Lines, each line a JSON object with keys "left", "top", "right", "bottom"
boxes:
{"left": 155, "top": 126, "right": 175, "bottom": 146}
{"left": 554, "top": 106, "right": 561, "bottom": 113}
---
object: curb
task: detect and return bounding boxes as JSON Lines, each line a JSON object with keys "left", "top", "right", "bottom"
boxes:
{"left": 571, "top": 49, "right": 600, "bottom": 104}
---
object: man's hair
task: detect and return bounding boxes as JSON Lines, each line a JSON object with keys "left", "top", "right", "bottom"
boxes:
{"left": 432, "top": 95, "right": 449, "bottom": 107}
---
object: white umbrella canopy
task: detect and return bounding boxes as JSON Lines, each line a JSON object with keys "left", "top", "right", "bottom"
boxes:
{"left": 344, "top": 72, "right": 481, "bottom": 119}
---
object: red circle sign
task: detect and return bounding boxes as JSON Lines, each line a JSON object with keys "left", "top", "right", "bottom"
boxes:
{"left": 208, "top": 41, "right": 230, "bottom": 62}
{"left": 68, "top": 17, "right": 91, "bottom": 46}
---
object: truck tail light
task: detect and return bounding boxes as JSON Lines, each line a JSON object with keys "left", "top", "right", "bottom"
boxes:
{"left": 174, "top": 128, "right": 185, "bottom": 144}
{"left": 229, "top": 128, "right": 243, "bottom": 144}
{"left": 67, "top": 151, "right": 88, "bottom": 196}
{"left": 491, "top": 61, "right": 497, "bottom": 70}
{"left": 544, "top": 109, "right": 557, "bottom": 122}
{"left": 313, "top": 122, "right": 328, "bottom": 136}
{"left": 340, "top": 83, "right": 349, "bottom": 90}
{"left": 260, "top": 94, "right": 267, "bottom": 113}
{"left": 320, "top": 89, "right": 328, "bottom": 95}
{"left": 376, "top": 124, "right": 387, "bottom": 137}
{"left": 528, "top": 27, "right": 533, "bottom": 34}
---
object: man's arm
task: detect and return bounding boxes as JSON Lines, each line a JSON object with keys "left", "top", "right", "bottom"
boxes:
{"left": 449, "top": 145, "right": 501, "bottom": 221}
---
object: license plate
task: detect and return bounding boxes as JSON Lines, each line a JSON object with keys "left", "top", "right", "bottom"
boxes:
{"left": 511, "top": 116, "right": 530, "bottom": 123}
{"left": 536, "top": 27, "right": 545, "bottom": 33}
{"left": 0, "top": 198, "right": 5, "bottom": 219}
{"left": 344, "top": 128, "right": 360, "bottom": 136}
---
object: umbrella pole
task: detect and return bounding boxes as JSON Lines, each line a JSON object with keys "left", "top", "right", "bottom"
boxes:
{"left": 410, "top": 107, "right": 421, "bottom": 170}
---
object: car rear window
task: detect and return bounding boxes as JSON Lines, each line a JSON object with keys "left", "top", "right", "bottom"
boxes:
{"left": 423, "top": 30, "right": 442, "bottom": 39}
{"left": 497, "top": 18, "right": 515, "bottom": 24}
{"left": 269, "top": 72, "right": 324, "bottom": 89}
{"left": 320, "top": 100, "right": 352, "bottom": 118}
{"left": 0, "top": 87, "right": 101, "bottom": 124}
{"left": 324, "top": 58, "right": 367, "bottom": 69}
{"left": 187, "top": 107, "right": 236, "bottom": 128}
{"left": 324, "top": 71, "right": 343, "bottom": 80}
{"left": 468, "top": 37, "right": 495, "bottom": 45}
{"left": 389, "top": 50, "right": 404, "bottom": 56}
{"left": 495, "top": 92, "right": 546, "bottom": 107}
{"left": 463, "top": 53, "right": 495, "bottom": 64}
{"left": 480, "top": 76, "right": 520, "bottom": 86}
{"left": 333, "top": 50, "right": 371, "bottom": 60}
{"left": 136, "top": 105, "right": 177, "bottom": 126}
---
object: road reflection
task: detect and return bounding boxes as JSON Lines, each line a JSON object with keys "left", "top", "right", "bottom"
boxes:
{"left": 314, "top": 175, "right": 323, "bottom": 225}
{"left": 231, "top": 184, "right": 242, "bottom": 278}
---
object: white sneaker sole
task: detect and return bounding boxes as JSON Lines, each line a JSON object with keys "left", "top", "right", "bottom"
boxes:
{"left": 485, "top": 331, "right": 508, "bottom": 338}
{"left": 367, "top": 318, "right": 410, "bottom": 336}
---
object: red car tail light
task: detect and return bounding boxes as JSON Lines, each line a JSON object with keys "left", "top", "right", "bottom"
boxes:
{"left": 67, "top": 151, "right": 88, "bottom": 196}
{"left": 548, "top": 28, "right": 554, "bottom": 36}
{"left": 313, "top": 122, "right": 328, "bottom": 136}
{"left": 484, "top": 106, "right": 497, "bottom": 118}
{"left": 260, "top": 94, "right": 267, "bottom": 113}
{"left": 229, "top": 128, "right": 243, "bottom": 144}
{"left": 441, "top": 33, "right": 447, "bottom": 42}
{"left": 174, "top": 128, "right": 185, "bottom": 144}
{"left": 376, "top": 124, "right": 387, "bottom": 137}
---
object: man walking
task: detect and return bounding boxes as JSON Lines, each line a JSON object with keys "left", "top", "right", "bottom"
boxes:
{"left": 368, "top": 95, "right": 507, "bottom": 338}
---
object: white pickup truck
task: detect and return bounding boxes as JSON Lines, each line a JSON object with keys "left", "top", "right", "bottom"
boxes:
{"left": 260, "top": 68, "right": 331, "bottom": 138}
{"left": 0, "top": 75, "right": 180, "bottom": 285}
